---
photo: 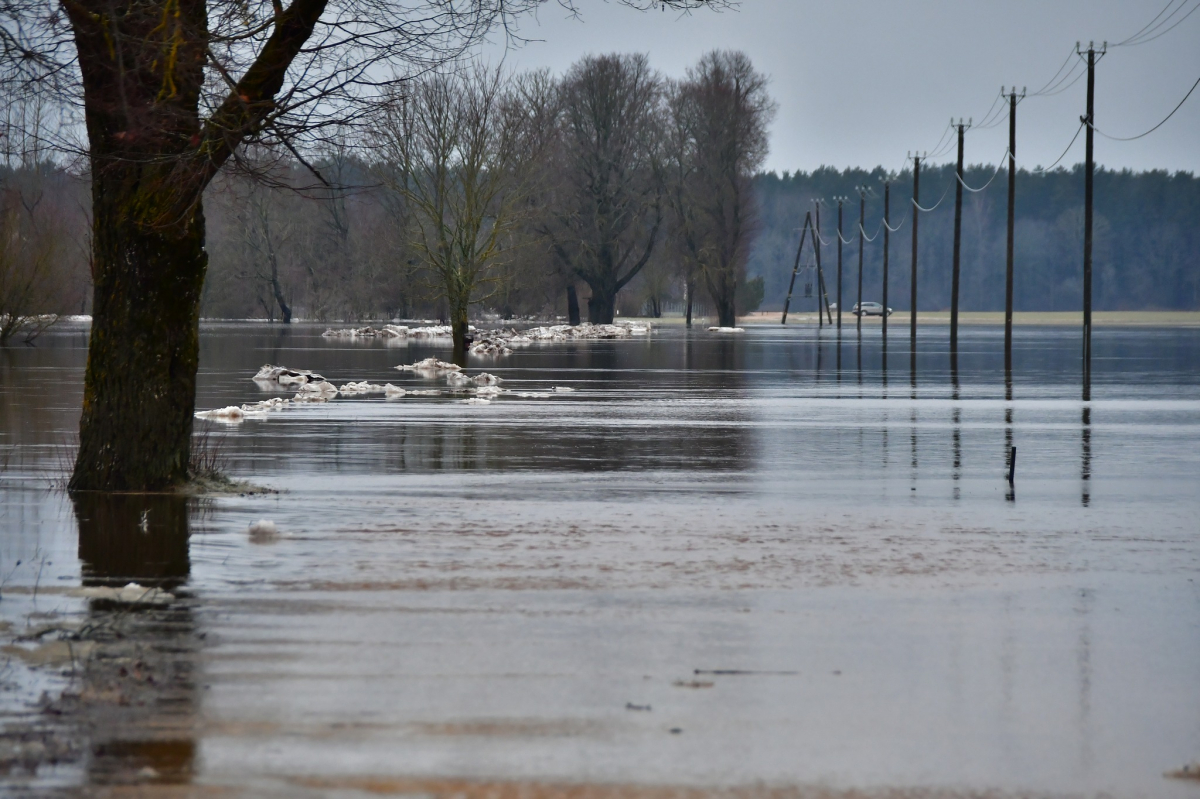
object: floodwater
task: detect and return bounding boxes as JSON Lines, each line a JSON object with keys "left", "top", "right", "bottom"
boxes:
{"left": 1, "top": 321, "right": 1198, "bottom": 797}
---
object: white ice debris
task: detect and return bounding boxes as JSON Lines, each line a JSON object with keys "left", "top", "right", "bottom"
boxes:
{"left": 551, "top": 386, "right": 576, "bottom": 392}
{"left": 472, "top": 373, "right": 502, "bottom": 386}
{"left": 396, "top": 357, "right": 461, "bottom": 374}
{"left": 461, "top": 397, "right": 492, "bottom": 405}
{"left": 322, "top": 324, "right": 471, "bottom": 339}
{"left": 513, "top": 391, "right": 552, "bottom": 398}
{"left": 195, "top": 405, "right": 245, "bottom": 422}
{"left": 383, "top": 384, "right": 407, "bottom": 398}
{"left": 445, "top": 371, "right": 472, "bottom": 387}
{"left": 707, "top": 326, "right": 745, "bottom": 333}
{"left": 338, "top": 381, "right": 387, "bottom": 395}
{"left": 247, "top": 519, "right": 279, "bottom": 543}
{"left": 254, "top": 364, "right": 327, "bottom": 385}
{"left": 295, "top": 380, "right": 339, "bottom": 398}
{"left": 474, "top": 385, "right": 504, "bottom": 397}
{"left": 73, "top": 582, "right": 174, "bottom": 604}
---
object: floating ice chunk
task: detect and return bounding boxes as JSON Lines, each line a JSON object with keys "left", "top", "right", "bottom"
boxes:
{"left": 383, "top": 384, "right": 407, "bottom": 398}
{"left": 254, "top": 364, "right": 327, "bottom": 385}
{"left": 396, "top": 357, "right": 461, "bottom": 374}
{"left": 474, "top": 385, "right": 504, "bottom": 397}
{"left": 445, "top": 371, "right": 472, "bottom": 387}
{"left": 339, "top": 381, "right": 387, "bottom": 395}
{"left": 472, "top": 373, "right": 502, "bottom": 386}
{"left": 295, "top": 380, "right": 339, "bottom": 397}
{"left": 73, "top": 582, "right": 174, "bottom": 604}
{"left": 514, "top": 391, "right": 552, "bottom": 398}
{"left": 461, "top": 397, "right": 491, "bottom": 405}
{"left": 406, "top": 389, "right": 441, "bottom": 396}
{"left": 551, "top": 386, "right": 576, "bottom": 392}
{"left": 241, "top": 397, "right": 290, "bottom": 414}
{"left": 248, "top": 519, "right": 279, "bottom": 544}
{"left": 707, "top": 326, "right": 745, "bottom": 333}
{"left": 195, "top": 405, "right": 245, "bottom": 422}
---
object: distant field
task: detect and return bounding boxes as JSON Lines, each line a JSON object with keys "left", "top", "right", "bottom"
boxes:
{"left": 735, "top": 310, "right": 1200, "bottom": 327}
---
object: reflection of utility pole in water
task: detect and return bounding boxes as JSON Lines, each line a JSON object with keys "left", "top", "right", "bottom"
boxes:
{"left": 952, "top": 361, "right": 962, "bottom": 501}
{"left": 1005, "top": 369, "right": 1015, "bottom": 503}
{"left": 1081, "top": 405, "right": 1092, "bottom": 507}
{"left": 856, "top": 188, "right": 866, "bottom": 335}
{"left": 880, "top": 179, "right": 891, "bottom": 368}
{"left": 1075, "top": 586, "right": 1095, "bottom": 772}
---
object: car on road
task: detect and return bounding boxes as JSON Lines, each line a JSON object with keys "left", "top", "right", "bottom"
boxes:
{"left": 852, "top": 302, "right": 893, "bottom": 317}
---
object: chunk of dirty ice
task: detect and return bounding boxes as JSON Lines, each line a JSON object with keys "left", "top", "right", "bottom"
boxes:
{"left": 461, "top": 397, "right": 491, "bottom": 405}
{"left": 707, "top": 326, "right": 745, "bottom": 333}
{"left": 396, "top": 357, "right": 460, "bottom": 373}
{"left": 551, "top": 386, "right": 576, "bottom": 392}
{"left": 514, "top": 392, "right": 552, "bottom": 398}
{"left": 474, "top": 385, "right": 503, "bottom": 397}
{"left": 338, "top": 381, "right": 387, "bottom": 395}
{"left": 72, "top": 583, "right": 174, "bottom": 604}
{"left": 445, "top": 371, "right": 472, "bottom": 387}
{"left": 472, "top": 373, "right": 502, "bottom": 386}
{"left": 248, "top": 519, "right": 279, "bottom": 544}
{"left": 195, "top": 405, "right": 244, "bottom": 423}
{"left": 383, "top": 384, "right": 406, "bottom": 398}
{"left": 254, "top": 364, "right": 327, "bottom": 385}
{"left": 295, "top": 380, "right": 339, "bottom": 397}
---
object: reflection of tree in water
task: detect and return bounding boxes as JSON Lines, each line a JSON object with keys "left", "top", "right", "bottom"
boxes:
{"left": 69, "top": 494, "right": 198, "bottom": 787}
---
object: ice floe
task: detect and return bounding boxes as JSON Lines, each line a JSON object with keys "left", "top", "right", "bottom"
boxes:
{"left": 248, "top": 519, "right": 279, "bottom": 544}
{"left": 72, "top": 582, "right": 174, "bottom": 605}
{"left": 295, "top": 380, "right": 339, "bottom": 398}
{"left": 254, "top": 364, "right": 327, "bottom": 385}
{"left": 396, "top": 357, "right": 461, "bottom": 374}
{"left": 551, "top": 386, "right": 576, "bottom": 392}
{"left": 322, "top": 324, "right": 472, "bottom": 339}
{"left": 707, "top": 326, "right": 745, "bottom": 333}
{"left": 338, "top": 381, "right": 388, "bottom": 395}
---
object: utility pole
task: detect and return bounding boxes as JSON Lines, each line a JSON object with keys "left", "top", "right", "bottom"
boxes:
{"left": 781, "top": 212, "right": 813, "bottom": 325}
{"left": 881, "top": 177, "right": 891, "bottom": 354}
{"left": 857, "top": 188, "right": 866, "bottom": 334}
{"left": 1004, "top": 87, "right": 1025, "bottom": 378}
{"left": 950, "top": 117, "right": 970, "bottom": 363}
{"left": 835, "top": 196, "right": 846, "bottom": 330}
{"left": 814, "top": 200, "right": 833, "bottom": 326}
{"left": 909, "top": 153, "right": 921, "bottom": 355}
{"left": 1078, "top": 42, "right": 1104, "bottom": 399}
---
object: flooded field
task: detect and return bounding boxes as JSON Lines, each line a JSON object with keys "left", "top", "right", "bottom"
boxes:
{"left": 1, "top": 321, "right": 1199, "bottom": 797}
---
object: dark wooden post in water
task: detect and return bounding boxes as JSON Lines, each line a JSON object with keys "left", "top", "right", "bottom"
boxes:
{"left": 1004, "top": 88, "right": 1024, "bottom": 376}
{"left": 781, "top": 212, "right": 813, "bottom": 325}
{"left": 881, "top": 179, "right": 891, "bottom": 360}
{"left": 950, "top": 119, "right": 969, "bottom": 364}
{"left": 857, "top": 189, "right": 866, "bottom": 334}
{"left": 910, "top": 155, "right": 920, "bottom": 355}
{"left": 1079, "top": 43, "right": 1103, "bottom": 399}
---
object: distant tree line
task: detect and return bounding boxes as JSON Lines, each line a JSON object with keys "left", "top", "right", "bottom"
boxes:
{"left": 750, "top": 165, "right": 1200, "bottom": 313}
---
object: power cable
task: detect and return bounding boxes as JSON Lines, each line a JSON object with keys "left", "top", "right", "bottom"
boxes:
{"left": 1032, "top": 122, "right": 1085, "bottom": 173}
{"left": 1114, "top": 0, "right": 1200, "bottom": 46}
{"left": 912, "top": 179, "right": 953, "bottom": 212}
{"left": 1113, "top": 0, "right": 1183, "bottom": 45}
{"left": 955, "top": 152, "right": 1009, "bottom": 193}
{"left": 881, "top": 209, "right": 910, "bottom": 233}
{"left": 1030, "top": 49, "right": 1077, "bottom": 96}
{"left": 859, "top": 221, "right": 883, "bottom": 243}
{"left": 1087, "top": 73, "right": 1200, "bottom": 140}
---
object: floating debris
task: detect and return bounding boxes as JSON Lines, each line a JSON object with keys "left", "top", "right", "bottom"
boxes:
{"left": 338, "top": 382, "right": 388, "bottom": 395}
{"left": 1166, "top": 761, "right": 1200, "bottom": 781}
{"left": 445, "top": 371, "right": 473, "bottom": 387}
{"left": 396, "top": 357, "right": 461, "bottom": 374}
{"left": 254, "top": 364, "right": 327, "bottom": 385}
{"left": 195, "top": 405, "right": 245, "bottom": 422}
{"left": 461, "top": 397, "right": 492, "bottom": 405}
{"left": 472, "top": 373, "right": 502, "bottom": 386}
{"left": 295, "top": 380, "right": 339, "bottom": 399}
{"left": 551, "top": 386, "right": 576, "bottom": 392}
{"left": 248, "top": 519, "right": 279, "bottom": 544}
{"left": 707, "top": 326, "right": 745, "bottom": 333}
{"left": 71, "top": 583, "right": 174, "bottom": 605}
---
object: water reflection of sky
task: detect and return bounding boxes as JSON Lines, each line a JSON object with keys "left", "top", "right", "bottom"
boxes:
{"left": 1, "top": 322, "right": 1198, "bottom": 795}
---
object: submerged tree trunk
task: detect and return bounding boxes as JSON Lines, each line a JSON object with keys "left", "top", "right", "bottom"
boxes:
{"left": 70, "top": 178, "right": 208, "bottom": 491}
{"left": 451, "top": 295, "right": 470, "bottom": 366}
{"left": 586, "top": 290, "right": 616, "bottom": 325}
{"left": 714, "top": 294, "right": 736, "bottom": 328}
{"left": 685, "top": 279, "right": 694, "bottom": 327}
{"left": 566, "top": 284, "right": 581, "bottom": 326}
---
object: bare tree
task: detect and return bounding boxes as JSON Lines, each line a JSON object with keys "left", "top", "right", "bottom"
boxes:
{"left": 545, "top": 53, "right": 665, "bottom": 324}
{"left": 668, "top": 50, "right": 775, "bottom": 328}
{"left": 1, "top": 0, "right": 726, "bottom": 490}
{"left": 373, "top": 65, "right": 547, "bottom": 356}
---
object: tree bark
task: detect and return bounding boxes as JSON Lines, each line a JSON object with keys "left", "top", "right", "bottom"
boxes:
{"left": 586, "top": 288, "right": 616, "bottom": 324}
{"left": 685, "top": 279, "right": 695, "bottom": 327}
{"left": 566, "top": 284, "right": 581, "bottom": 326}
{"left": 70, "top": 176, "right": 208, "bottom": 491}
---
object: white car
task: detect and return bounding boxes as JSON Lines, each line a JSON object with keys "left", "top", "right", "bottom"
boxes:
{"left": 852, "top": 302, "right": 893, "bottom": 317}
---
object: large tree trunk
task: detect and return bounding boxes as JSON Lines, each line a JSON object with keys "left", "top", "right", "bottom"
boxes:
{"left": 566, "top": 284, "right": 581, "bottom": 326}
{"left": 586, "top": 291, "right": 616, "bottom": 325}
{"left": 70, "top": 178, "right": 208, "bottom": 491}
{"left": 685, "top": 279, "right": 694, "bottom": 327}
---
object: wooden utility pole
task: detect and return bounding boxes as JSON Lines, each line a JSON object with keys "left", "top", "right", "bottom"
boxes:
{"left": 950, "top": 118, "right": 970, "bottom": 362}
{"left": 1079, "top": 42, "right": 1104, "bottom": 398}
{"left": 857, "top": 188, "right": 866, "bottom": 334}
{"left": 814, "top": 200, "right": 833, "bottom": 325}
{"left": 1004, "top": 87, "right": 1025, "bottom": 377}
{"left": 835, "top": 196, "right": 846, "bottom": 330}
{"left": 881, "top": 179, "right": 891, "bottom": 353}
{"left": 909, "top": 154, "right": 920, "bottom": 354}
{"left": 782, "top": 212, "right": 813, "bottom": 325}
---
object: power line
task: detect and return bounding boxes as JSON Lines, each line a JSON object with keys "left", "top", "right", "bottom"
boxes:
{"left": 1032, "top": 122, "right": 1085, "bottom": 172}
{"left": 1087, "top": 73, "right": 1200, "bottom": 140}
{"left": 1113, "top": 0, "right": 1182, "bottom": 45}
{"left": 956, "top": 151, "right": 1010, "bottom": 192}
{"left": 1113, "top": 0, "right": 1200, "bottom": 46}
{"left": 912, "top": 179, "right": 953, "bottom": 212}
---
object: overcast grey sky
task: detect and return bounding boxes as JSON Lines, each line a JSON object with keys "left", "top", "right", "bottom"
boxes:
{"left": 481, "top": 0, "right": 1200, "bottom": 175}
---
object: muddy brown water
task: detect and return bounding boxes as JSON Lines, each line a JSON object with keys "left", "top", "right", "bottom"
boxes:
{"left": 1, "top": 321, "right": 1198, "bottom": 797}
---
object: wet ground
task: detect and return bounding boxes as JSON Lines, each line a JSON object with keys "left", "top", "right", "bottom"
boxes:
{"left": 1, "top": 321, "right": 1198, "bottom": 798}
